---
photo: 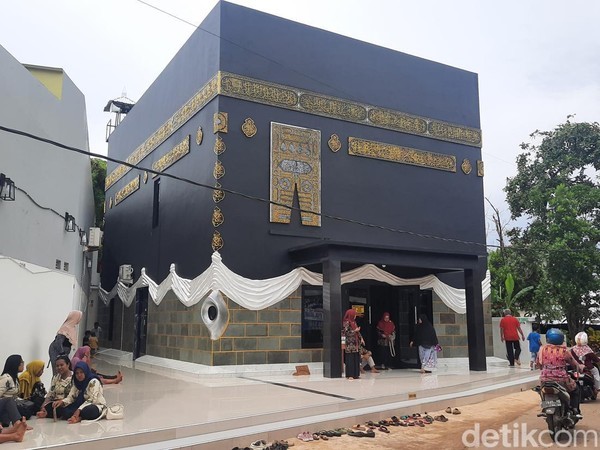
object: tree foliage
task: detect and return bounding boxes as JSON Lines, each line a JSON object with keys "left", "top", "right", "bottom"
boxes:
{"left": 504, "top": 119, "right": 600, "bottom": 337}
{"left": 90, "top": 158, "right": 106, "bottom": 229}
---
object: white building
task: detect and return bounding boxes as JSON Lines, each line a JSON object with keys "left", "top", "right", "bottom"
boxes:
{"left": 0, "top": 44, "right": 96, "bottom": 373}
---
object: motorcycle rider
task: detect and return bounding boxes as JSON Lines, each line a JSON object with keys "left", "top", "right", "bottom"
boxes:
{"left": 571, "top": 331, "right": 600, "bottom": 396}
{"left": 537, "top": 328, "right": 584, "bottom": 418}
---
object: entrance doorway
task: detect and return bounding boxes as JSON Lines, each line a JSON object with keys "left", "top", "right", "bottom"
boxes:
{"left": 344, "top": 283, "right": 433, "bottom": 369}
{"left": 133, "top": 287, "right": 149, "bottom": 360}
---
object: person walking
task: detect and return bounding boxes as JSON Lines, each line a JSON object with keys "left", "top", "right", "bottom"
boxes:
{"left": 410, "top": 314, "right": 439, "bottom": 373}
{"left": 48, "top": 311, "right": 82, "bottom": 375}
{"left": 526, "top": 323, "right": 542, "bottom": 370}
{"left": 499, "top": 309, "right": 525, "bottom": 367}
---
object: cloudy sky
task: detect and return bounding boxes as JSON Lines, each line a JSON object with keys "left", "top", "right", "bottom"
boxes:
{"left": 2, "top": 0, "right": 599, "bottom": 245}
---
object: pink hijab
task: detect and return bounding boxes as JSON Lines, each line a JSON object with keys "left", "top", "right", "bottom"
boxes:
{"left": 56, "top": 310, "right": 83, "bottom": 346}
{"left": 70, "top": 346, "right": 91, "bottom": 368}
{"left": 343, "top": 309, "right": 358, "bottom": 330}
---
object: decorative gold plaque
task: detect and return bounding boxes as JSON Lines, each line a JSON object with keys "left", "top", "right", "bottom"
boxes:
{"left": 348, "top": 137, "right": 456, "bottom": 172}
{"left": 107, "top": 70, "right": 482, "bottom": 193}
{"left": 213, "top": 112, "right": 228, "bottom": 134}
{"left": 212, "top": 230, "right": 224, "bottom": 251}
{"left": 114, "top": 176, "right": 140, "bottom": 206}
{"left": 461, "top": 158, "right": 472, "bottom": 175}
{"left": 196, "top": 126, "right": 204, "bottom": 145}
{"left": 477, "top": 160, "right": 484, "bottom": 177}
{"left": 212, "top": 206, "right": 224, "bottom": 227}
{"left": 152, "top": 136, "right": 190, "bottom": 177}
{"left": 213, "top": 182, "right": 225, "bottom": 203}
{"left": 105, "top": 75, "right": 219, "bottom": 190}
{"left": 242, "top": 118, "right": 257, "bottom": 138}
{"left": 213, "top": 160, "right": 225, "bottom": 180}
{"left": 214, "top": 136, "right": 226, "bottom": 155}
{"left": 328, "top": 134, "right": 342, "bottom": 152}
{"left": 270, "top": 122, "right": 321, "bottom": 227}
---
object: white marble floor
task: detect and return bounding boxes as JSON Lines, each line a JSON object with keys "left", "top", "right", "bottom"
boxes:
{"left": 8, "top": 354, "right": 538, "bottom": 449}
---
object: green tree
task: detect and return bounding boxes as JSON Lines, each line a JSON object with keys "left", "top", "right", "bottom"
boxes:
{"left": 504, "top": 119, "right": 600, "bottom": 338}
{"left": 90, "top": 158, "right": 106, "bottom": 228}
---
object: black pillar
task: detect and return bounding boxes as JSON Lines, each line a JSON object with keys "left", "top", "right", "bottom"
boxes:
{"left": 465, "top": 267, "right": 487, "bottom": 371}
{"left": 322, "top": 258, "right": 342, "bottom": 378}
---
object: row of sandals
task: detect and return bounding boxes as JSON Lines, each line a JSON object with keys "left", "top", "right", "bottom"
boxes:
{"left": 231, "top": 407, "right": 462, "bottom": 449}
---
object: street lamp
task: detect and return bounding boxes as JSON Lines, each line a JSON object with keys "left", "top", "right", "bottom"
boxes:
{"left": 0, "top": 173, "right": 15, "bottom": 201}
{"left": 64, "top": 212, "right": 76, "bottom": 232}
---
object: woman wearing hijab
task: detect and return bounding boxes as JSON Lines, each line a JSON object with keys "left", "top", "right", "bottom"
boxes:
{"left": 18, "top": 360, "right": 45, "bottom": 401}
{"left": 571, "top": 332, "right": 600, "bottom": 395}
{"left": 376, "top": 312, "right": 396, "bottom": 370}
{"left": 53, "top": 361, "right": 107, "bottom": 423}
{"left": 410, "top": 314, "right": 439, "bottom": 373}
{"left": 342, "top": 309, "right": 361, "bottom": 380}
{"left": 71, "top": 346, "right": 123, "bottom": 385}
{"left": 37, "top": 355, "right": 73, "bottom": 419}
{"left": 48, "top": 311, "right": 82, "bottom": 375}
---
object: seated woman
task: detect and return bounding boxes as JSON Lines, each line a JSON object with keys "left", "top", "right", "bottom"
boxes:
{"left": 52, "top": 362, "right": 107, "bottom": 423}
{"left": 0, "top": 356, "right": 32, "bottom": 430}
{"left": 36, "top": 356, "right": 73, "bottom": 420}
{"left": 0, "top": 355, "right": 23, "bottom": 400}
{"left": 571, "top": 331, "right": 600, "bottom": 395}
{"left": 0, "top": 416, "right": 27, "bottom": 444}
{"left": 71, "top": 346, "right": 123, "bottom": 384}
{"left": 18, "top": 360, "right": 45, "bottom": 409}
{"left": 358, "top": 333, "right": 380, "bottom": 373}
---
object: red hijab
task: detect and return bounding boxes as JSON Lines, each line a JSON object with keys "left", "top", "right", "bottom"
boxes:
{"left": 377, "top": 312, "right": 395, "bottom": 335}
{"left": 343, "top": 309, "right": 358, "bottom": 330}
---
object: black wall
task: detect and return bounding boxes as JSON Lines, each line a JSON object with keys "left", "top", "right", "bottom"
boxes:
{"left": 103, "top": 1, "right": 485, "bottom": 287}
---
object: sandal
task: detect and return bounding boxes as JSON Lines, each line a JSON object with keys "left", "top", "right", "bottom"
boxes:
{"left": 250, "top": 440, "right": 268, "bottom": 449}
{"left": 365, "top": 430, "right": 375, "bottom": 438}
{"left": 379, "top": 425, "right": 390, "bottom": 433}
{"left": 416, "top": 420, "right": 425, "bottom": 427}
{"left": 452, "top": 408, "right": 461, "bottom": 415}
{"left": 297, "top": 432, "right": 313, "bottom": 442}
{"left": 445, "top": 407, "right": 452, "bottom": 414}
{"left": 399, "top": 420, "right": 409, "bottom": 427}
{"left": 434, "top": 415, "right": 448, "bottom": 422}
{"left": 348, "top": 431, "right": 366, "bottom": 437}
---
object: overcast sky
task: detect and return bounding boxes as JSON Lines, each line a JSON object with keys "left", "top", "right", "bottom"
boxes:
{"left": 2, "top": 0, "right": 599, "bottom": 245}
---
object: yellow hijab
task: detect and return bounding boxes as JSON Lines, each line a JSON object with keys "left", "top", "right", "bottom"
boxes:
{"left": 18, "top": 360, "right": 45, "bottom": 399}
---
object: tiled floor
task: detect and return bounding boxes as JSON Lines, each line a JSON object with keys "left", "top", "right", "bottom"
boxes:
{"left": 10, "top": 353, "right": 538, "bottom": 449}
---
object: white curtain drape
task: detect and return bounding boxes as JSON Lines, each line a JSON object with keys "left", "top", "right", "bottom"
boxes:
{"left": 99, "top": 251, "right": 490, "bottom": 314}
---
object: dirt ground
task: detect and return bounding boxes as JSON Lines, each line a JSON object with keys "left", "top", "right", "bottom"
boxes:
{"left": 279, "top": 390, "right": 600, "bottom": 449}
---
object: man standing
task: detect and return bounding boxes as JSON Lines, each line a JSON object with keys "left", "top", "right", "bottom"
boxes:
{"left": 499, "top": 309, "right": 525, "bottom": 367}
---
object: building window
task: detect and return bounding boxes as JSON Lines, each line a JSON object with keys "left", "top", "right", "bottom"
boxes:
{"left": 152, "top": 178, "right": 160, "bottom": 228}
{"left": 55, "top": 259, "right": 61, "bottom": 270}
{"left": 301, "top": 285, "right": 323, "bottom": 348}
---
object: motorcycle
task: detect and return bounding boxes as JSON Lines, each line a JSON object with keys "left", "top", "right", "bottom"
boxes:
{"left": 535, "top": 371, "right": 581, "bottom": 441}
{"left": 578, "top": 367, "right": 597, "bottom": 402}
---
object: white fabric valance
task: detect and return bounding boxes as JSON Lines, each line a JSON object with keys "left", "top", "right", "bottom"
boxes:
{"left": 99, "top": 252, "right": 490, "bottom": 314}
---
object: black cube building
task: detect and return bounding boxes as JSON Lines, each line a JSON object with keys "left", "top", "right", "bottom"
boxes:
{"left": 100, "top": 1, "right": 490, "bottom": 377}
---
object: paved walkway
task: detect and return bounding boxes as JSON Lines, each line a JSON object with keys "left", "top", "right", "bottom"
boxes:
{"left": 9, "top": 352, "right": 538, "bottom": 449}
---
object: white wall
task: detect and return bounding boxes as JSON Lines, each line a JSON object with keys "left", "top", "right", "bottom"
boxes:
{"left": 0, "top": 256, "right": 82, "bottom": 387}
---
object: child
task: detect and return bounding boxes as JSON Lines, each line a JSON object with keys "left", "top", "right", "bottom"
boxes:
{"left": 527, "top": 324, "right": 542, "bottom": 370}
{"left": 82, "top": 330, "right": 91, "bottom": 348}
{"left": 88, "top": 332, "right": 99, "bottom": 357}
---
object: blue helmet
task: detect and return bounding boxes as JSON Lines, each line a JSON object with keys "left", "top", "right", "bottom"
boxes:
{"left": 546, "top": 328, "right": 564, "bottom": 345}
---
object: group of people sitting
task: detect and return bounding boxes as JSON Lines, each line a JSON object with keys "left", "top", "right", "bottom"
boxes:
{"left": 0, "top": 311, "right": 122, "bottom": 444}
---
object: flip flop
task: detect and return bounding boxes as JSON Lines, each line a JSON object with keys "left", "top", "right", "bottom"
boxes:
{"left": 434, "top": 415, "right": 448, "bottom": 422}
{"left": 378, "top": 426, "right": 390, "bottom": 433}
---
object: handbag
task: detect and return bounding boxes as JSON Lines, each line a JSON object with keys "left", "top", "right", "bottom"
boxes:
{"left": 15, "top": 399, "right": 36, "bottom": 419}
{"left": 106, "top": 403, "right": 124, "bottom": 420}
{"left": 29, "top": 381, "right": 47, "bottom": 410}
